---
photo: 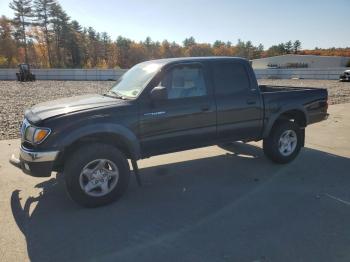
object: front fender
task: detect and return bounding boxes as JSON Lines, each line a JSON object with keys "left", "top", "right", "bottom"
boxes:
{"left": 53, "top": 123, "right": 141, "bottom": 160}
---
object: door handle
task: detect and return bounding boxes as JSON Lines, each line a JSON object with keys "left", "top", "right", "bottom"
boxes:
{"left": 201, "top": 105, "right": 210, "bottom": 111}
{"left": 246, "top": 98, "right": 256, "bottom": 105}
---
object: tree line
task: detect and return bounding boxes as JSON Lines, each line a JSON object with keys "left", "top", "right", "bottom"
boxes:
{"left": 0, "top": 0, "right": 349, "bottom": 69}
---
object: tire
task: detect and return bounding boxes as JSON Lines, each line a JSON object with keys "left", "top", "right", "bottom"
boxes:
{"left": 263, "top": 120, "right": 302, "bottom": 164}
{"left": 64, "top": 143, "right": 130, "bottom": 207}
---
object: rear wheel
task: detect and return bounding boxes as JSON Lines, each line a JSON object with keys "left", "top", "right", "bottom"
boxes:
{"left": 263, "top": 121, "right": 302, "bottom": 164}
{"left": 64, "top": 143, "right": 130, "bottom": 207}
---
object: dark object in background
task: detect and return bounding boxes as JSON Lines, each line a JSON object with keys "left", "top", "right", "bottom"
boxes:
{"left": 339, "top": 70, "right": 350, "bottom": 82}
{"left": 16, "top": 64, "right": 36, "bottom": 82}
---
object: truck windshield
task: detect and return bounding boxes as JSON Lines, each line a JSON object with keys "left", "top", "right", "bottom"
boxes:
{"left": 109, "top": 61, "right": 162, "bottom": 98}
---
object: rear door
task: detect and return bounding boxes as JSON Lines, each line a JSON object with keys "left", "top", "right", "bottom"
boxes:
{"left": 212, "top": 61, "right": 263, "bottom": 141}
{"left": 139, "top": 62, "right": 217, "bottom": 156}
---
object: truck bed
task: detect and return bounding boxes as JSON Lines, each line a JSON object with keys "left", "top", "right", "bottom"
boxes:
{"left": 259, "top": 84, "right": 328, "bottom": 126}
{"left": 259, "top": 85, "right": 316, "bottom": 93}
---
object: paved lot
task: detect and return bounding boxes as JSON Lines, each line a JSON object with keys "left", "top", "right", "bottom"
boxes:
{"left": 0, "top": 103, "right": 350, "bottom": 262}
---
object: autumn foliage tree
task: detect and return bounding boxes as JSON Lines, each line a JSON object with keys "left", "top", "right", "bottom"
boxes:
{"left": 0, "top": 15, "right": 17, "bottom": 66}
{"left": 0, "top": 0, "right": 349, "bottom": 69}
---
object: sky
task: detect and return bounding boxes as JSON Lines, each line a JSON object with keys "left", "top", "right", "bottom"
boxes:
{"left": 1, "top": 0, "right": 349, "bottom": 49}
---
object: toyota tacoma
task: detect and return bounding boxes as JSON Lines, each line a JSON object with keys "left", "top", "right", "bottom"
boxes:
{"left": 10, "top": 57, "right": 329, "bottom": 207}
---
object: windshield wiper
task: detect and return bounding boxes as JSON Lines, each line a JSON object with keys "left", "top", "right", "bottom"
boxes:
{"left": 104, "top": 90, "right": 128, "bottom": 100}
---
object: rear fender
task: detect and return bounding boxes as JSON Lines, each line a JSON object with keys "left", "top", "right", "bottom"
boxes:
{"left": 263, "top": 105, "right": 308, "bottom": 138}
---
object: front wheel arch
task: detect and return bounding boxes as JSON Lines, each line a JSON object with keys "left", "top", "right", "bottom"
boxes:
{"left": 54, "top": 132, "right": 138, "bottom": 172}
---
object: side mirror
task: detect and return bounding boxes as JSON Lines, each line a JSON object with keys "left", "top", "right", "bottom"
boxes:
{"left": 150, "top": 86, "right": 168, "bottom": 101}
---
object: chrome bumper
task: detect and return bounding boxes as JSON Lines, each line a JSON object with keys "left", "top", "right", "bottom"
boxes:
{"left": 9, "top": 146, "right": 59, "bottom": 177}
{"left": 18, "top": 146, "right": 59, "bottom": 162}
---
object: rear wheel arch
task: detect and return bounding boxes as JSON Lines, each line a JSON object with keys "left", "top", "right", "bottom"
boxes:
{"left": 277, "top": 109, "right": 307, "bottom": 128}
{"left": 264, "top": 108, "right": 307, "bottom": 138}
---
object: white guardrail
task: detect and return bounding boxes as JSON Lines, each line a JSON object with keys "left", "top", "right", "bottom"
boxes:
{"left": 254, "top": 67, "right": 347, "bottom": 80}
{"left": 0, "top": 69, "right": 128, "bottom": 81}
{"left": 0, "top": 67, "right": 347, "bottom": 81}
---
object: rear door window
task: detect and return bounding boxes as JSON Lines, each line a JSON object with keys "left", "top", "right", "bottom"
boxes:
{"left": 213, "top": 62, "right": 250, "bottom": 94}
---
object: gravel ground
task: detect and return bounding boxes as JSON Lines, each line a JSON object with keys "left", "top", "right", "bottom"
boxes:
{"left": 259, "top": 79, "right": 350, "bottom": 105}
{"left": 0, "top": 81, "right": 114, "bottom": 140}
{"left": 0, "top": 79, "right": 349, "bottom": 140}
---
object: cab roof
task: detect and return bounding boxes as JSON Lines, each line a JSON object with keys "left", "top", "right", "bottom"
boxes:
{"left": 143, "top": 56, "right": 249, "bottom": 67}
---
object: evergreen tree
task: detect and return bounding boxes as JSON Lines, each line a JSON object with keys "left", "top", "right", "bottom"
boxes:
{"left": 285, "top": 40, "right": 293, "bottom": 54}
{"left": 213, "top": 40, "right": 225, "bottom": 48}
{"left": 50, "top": 2, "right": 70, "bottom": 67}
{"left": 34, "top": 0, "right": 55, "bottom": 67}
{"left": 101, "top": 32, "right": 110, "bottom": 61}
{"left": 183, "top": 36, "right": 196, "bottom": 48}
{"left": 293, "top": 40, "right": 302, "bottom": 54}
{"left": 235, "top": 39, "right": 247, "bottom": 57}
{"left": 277, "top": 43, "right": 286, "bottom": 54}
{"left": 9, "top": 0, "right": 33, "bottom": 63}
{"left": 68, "top": 20, "right": 84, "bottom": 67}
{"left": 115, "top": 36, "right": 132, "bottom": 68}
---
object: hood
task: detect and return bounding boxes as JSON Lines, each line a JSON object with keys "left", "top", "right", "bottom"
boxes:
{"left": 25, "top": 94, "right": 123, "bottom": 123}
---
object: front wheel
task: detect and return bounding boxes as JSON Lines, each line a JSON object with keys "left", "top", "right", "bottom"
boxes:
{"left": 64, "top": 143, "right": 130, "bottom": 207}
{"left": 263, "top": 121, "right": 302, "bottom": 164}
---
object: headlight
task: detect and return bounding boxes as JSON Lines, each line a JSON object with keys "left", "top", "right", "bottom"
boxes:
{"left": 24, "top": 125, "right": 51, "bottom": 144}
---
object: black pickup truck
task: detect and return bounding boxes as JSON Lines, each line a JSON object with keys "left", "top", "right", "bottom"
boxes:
{"left": 10, "top": 57, "right": 328, "bottom": 207}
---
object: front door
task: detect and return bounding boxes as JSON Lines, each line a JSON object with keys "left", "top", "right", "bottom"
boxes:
{"left": 139, "top": 62, "right": 216, "bottom": 156}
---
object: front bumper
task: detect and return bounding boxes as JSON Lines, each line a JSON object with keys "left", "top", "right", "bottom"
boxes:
{"left": 9, "top": 146, "right": 59, "bottom": 177}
